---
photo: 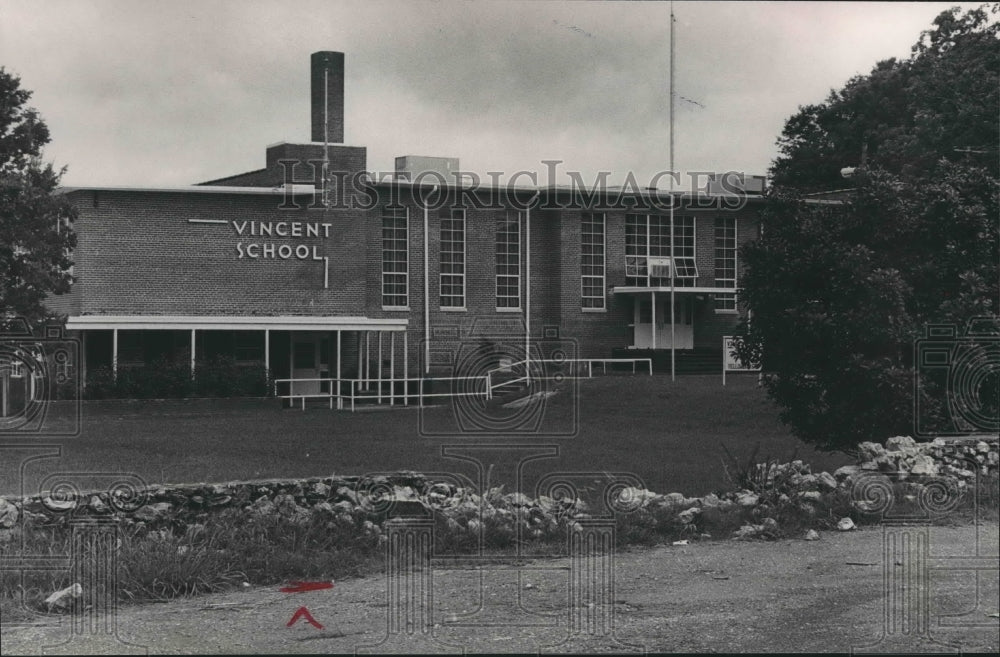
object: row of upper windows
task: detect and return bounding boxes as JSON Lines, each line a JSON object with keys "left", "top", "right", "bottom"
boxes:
{"left": 380, "top": 209, "right": 739, "bottom": 312}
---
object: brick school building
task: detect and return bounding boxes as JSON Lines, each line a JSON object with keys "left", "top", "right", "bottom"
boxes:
{"left": 47, "top": 52, "right": 763, "bottom": 398}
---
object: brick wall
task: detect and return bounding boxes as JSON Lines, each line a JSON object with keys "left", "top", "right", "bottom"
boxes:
{"left": 65, "top": 189, "right": 370, "bottom": 316}
{"left": 58, "top": 184, "right": 764, "bottom": 379}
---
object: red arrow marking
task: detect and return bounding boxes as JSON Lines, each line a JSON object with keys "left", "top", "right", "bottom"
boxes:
{"left": 286, "top": 606, "right": 323, "bottom": 629}
{"left": 280, "top": 581, "right": 334, "bottom": 594}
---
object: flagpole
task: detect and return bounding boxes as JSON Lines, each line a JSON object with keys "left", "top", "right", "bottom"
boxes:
{"left": 669, "top": 1, "right": 676, "bottom": 382}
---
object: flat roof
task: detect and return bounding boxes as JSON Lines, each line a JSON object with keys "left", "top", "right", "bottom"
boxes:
{"left": 65, "top": 315, "right": 408, "bottom": 331}
{"left": 57, "top": 184, "right": 317, "bottom": 196}
{"left": 56, "top": 180, "right": 771, "bottom": 203}
{"left": 612, "top": 286, "right": 738, "bottom": 294}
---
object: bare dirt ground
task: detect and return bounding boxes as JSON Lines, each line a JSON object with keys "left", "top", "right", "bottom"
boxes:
{"left": 2, "top": 524, "right": 997, "bottom": 655}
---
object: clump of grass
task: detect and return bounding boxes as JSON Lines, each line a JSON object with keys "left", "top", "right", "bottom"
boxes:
{"left": 719, "top": 441, "right": 799, "bottom": 495}
{"left": 0, "top": 524, "right": 75, "bottom": 622}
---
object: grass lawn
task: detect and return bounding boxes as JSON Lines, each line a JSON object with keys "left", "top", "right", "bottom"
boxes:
{"left": 1, "top": 374, "right": 853, "bottom": 499}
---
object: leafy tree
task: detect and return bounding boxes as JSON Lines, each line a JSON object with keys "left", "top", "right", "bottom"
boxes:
{"left": 0, "top": 67, "right": 77, "bottom": 326}
{"left": 736, "top": 6, "right": 1000, "bottom": 452}
{"left": 770, "top": 5, "right": 998, "bottom": 192}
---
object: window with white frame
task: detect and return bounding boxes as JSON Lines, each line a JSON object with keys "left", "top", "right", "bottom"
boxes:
{"left": 714, "top": 216, "right": 737, "bottom": 311}
{"left": 581, "top": 212, "right": 605, "bottom": 309}
{"left": 440, "top": 209, "right": 465, "bottom": 308}
{"left": 625, "top": 213, "right": 647, "bottom": 278}
{"left": 496, "top": 210, "right": 521, "bottom": 309}
{"left": 624, "top": 214, "right": 697, "bottom": 286}
{"left": 381, "top": 206, "right": 408, "bottom": 308}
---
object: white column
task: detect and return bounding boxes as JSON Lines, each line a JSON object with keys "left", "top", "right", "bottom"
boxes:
{"left": 357, "top": 331, "right": 363, "bottom": 390}
{"left": 403, "top": 331, "right": 408, "bottom": 406}
{"left": 651, "top": 292, "right": 657, "bottom": 350}
{"left": 112, "top": 329, "right": 118, "bottom": 379}
{"left": 264, "top": 329, "right": 270, "bottom": 373}
{"left": 390, "top": 332, "right": 395, "bottom": 406}
{"left": 336, "top": 330, "right": 342, "bottom": 408}
{"left": 80, "top": 331, "right": 87, "bottom": 391}
{"left": 365, "top": 331, "right": 371, "bottom": 388}
{"left": 190, "top": 329, "right": 196, "bottom": 377}
{"left": 377, "top": 331, "right": 383, "bottom": 404}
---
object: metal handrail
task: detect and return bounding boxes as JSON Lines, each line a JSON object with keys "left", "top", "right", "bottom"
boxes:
{"left": 273, "top": 375, "right": 490, "bottom": 411}
{"left": 485, "top": 356, "right": 653, "bottom": 395}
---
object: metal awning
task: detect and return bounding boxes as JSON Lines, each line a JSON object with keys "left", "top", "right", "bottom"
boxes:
{"left": 64, "top": 315, "right": 408, "bottom": 332}
{"left": 611, "top": 286, "right": 736, "bottom": 294}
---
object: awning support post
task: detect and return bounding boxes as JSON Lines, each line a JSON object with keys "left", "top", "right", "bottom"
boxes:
{"left": 80, "top": 331, "right": 87, "bottom": 391}
{"left": 112, "top": 329, "right": 118, "bottom": 380}
{"left": 651, "top": 291, "right": 657, "bottom": 350}
{"left": 264, "top": 329, "right": 270, "bottom": 374}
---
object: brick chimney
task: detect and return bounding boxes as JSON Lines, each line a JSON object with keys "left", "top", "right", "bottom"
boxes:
{"left": 311, "top": 51, "right": 344, "bottom": 143}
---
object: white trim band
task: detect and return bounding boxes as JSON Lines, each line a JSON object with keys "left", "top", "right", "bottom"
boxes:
{"left": 65, "top": 315, "right": 408, "bottom": 332}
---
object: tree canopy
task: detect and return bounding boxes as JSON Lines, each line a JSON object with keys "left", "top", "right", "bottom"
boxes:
{"left": 735, "top": 5, "right": 1000, "bottom": 451}
{"left": 770, "top": 5, "right": 998, "bottom": 192}
{"left": 0, "top": 67, "right": 77, "bottom": 325}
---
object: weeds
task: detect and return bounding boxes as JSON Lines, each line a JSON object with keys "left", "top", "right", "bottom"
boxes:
{"left": 719, "top": 441, "right": 799, "bottom": 495}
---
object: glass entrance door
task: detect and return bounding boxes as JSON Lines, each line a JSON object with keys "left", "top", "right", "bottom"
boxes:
{"left": 633, "top": 296, "right": 693, "bottom": 349}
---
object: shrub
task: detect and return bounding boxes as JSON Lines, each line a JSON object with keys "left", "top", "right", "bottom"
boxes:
{"left": 83, "top": 356, "right": 271, "bottom": 399}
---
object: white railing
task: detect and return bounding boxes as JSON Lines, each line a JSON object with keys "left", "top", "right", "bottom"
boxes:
{"left": 273, "top": 377, "right": 340, "bottom": 410}
{"left": 276, "top": 355, "right": 655, "bottom": 411}
{"left": 273, "top": 375, "right": 490, "bottom": 411}
{"left": 485, "top": 357, "right": 653, "bottom": 395}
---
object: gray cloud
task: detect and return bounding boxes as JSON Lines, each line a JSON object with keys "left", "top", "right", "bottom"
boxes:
{"left": 0, "top": 0, "right": 978, "bottom": 188}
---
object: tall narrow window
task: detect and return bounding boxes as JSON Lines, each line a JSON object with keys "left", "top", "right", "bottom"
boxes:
{"left": 714, "top": 216, "right": 737, "bottom": 311}
{"left": 625, "top": 213, "right": 647, "bottom": 280}
{"left": 670, "top": 215, "right": 697, "bottom": 287}
{"left": 496, "top": 210, "right": 521, "bottom": 309}
{"left": 581, "top": 212, "right": 605, "bottom": 309}
{"left": 381, "top": 206, "right": 408, "bottom": 308}
{"left": 440, "top": 209, "right": 465, "bottom": 308}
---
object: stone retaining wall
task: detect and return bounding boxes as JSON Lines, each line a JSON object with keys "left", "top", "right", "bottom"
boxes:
{"left": 0, "top": 436, "right": 995, "bottom": 542}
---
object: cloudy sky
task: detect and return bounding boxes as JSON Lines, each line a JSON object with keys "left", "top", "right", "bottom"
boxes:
{"left": 0, "top": 0, "right": 980, "bottom": 189}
